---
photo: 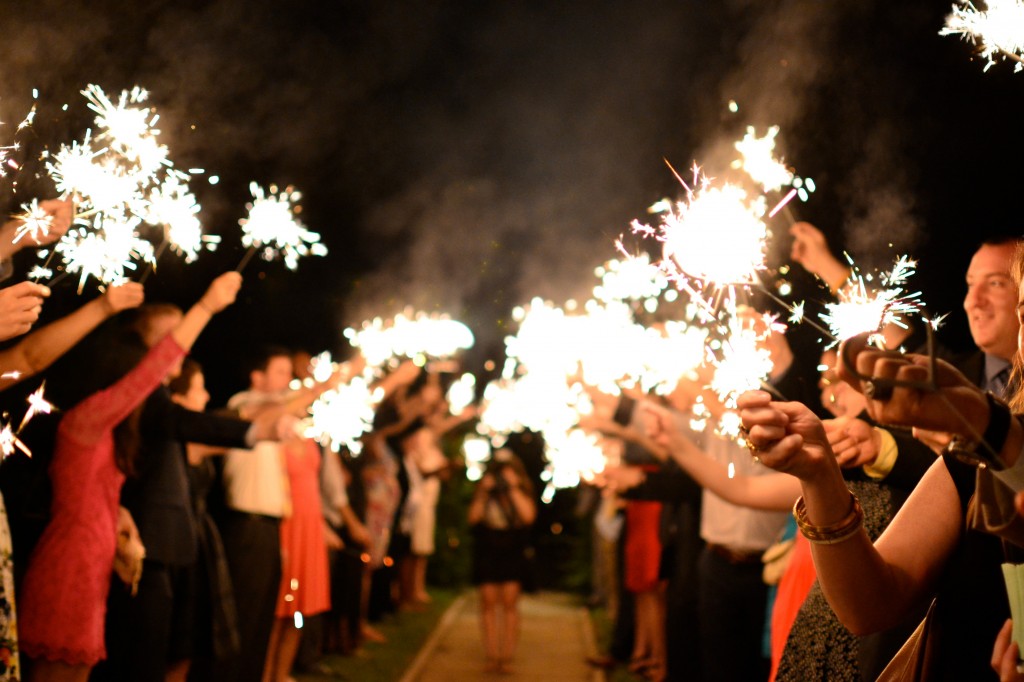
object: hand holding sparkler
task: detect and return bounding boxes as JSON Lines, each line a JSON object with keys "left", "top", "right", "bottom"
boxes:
{"left": 0, "top": 198, "right": 75, "bottom": 263}
{"left": 836, "top": 333, "right": 995, "bottom": 440}
{"left": 171, "top": 272, "right": 242, "bottom": 353}
{"left": 0, "top": 281, "right": 50, "bottom": 341}
{"left": 196, "top": 271, "right": 242, "bottom": 315}
{"left": 100, "top": 281, "right": 145, "bottom": 315}
{"left": 789, "top": 222, "right": 851, "bottom": 294}
{"left": 736, "top": 390, "right": 838, "bottom": 481}
{"left": 822, "top": 417, "right": 882, "bottom": 468}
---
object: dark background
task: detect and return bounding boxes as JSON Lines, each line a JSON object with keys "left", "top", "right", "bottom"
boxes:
{"left": 1, "top": 0, "right": 1021, "bottom": 405}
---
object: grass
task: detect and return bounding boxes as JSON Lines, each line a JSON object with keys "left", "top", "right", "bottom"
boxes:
{"left": 295, "top": 587, "right": 460, "bottom": 682}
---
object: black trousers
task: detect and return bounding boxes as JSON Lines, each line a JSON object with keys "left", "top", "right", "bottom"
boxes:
{"left": 697, "top": 546, "right": 770, "bottom": 682}
{"left": 215, "top": 510, "right": 282, "bottom": 682}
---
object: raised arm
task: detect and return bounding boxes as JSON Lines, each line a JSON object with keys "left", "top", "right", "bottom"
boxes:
{"left": 0, "top": 282, "right": 143, "bottom": 391}
{"left": 646, "top": 403, "right": 798, "bottom": 511}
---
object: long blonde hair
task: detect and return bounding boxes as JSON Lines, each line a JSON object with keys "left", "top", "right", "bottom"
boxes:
{"left": 1008, "top": 241, "right": 1024, "bottom": 413}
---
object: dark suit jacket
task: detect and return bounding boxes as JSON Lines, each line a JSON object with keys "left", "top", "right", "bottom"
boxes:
{"left": 119, "top": 387, "right": 251, "bottom": 566}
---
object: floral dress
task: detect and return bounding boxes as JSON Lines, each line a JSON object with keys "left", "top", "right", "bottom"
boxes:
{"left": 0, "top": 495, "right": 19, "bottom": 681}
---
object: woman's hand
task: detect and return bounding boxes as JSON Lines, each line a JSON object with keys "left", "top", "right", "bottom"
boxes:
{"left": 991, "top": 619, "right": 1024, "bottom": 681}
{"left": 102, "top": 281, "right": 145, "bottom": 314}
{"left": 737, "top": 390, "right": 836, "bottom": 481}
{"left": 199, "top": 272, "right": 242, "bottom": 313}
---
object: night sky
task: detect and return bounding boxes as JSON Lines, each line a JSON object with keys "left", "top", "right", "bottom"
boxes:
{"left": 2, "top": 0, "right": 1023, "bottom": 404}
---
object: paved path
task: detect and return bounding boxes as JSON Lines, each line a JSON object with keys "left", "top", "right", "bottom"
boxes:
{"left": 401, "top": 591, "right": 605, "bottom": 682}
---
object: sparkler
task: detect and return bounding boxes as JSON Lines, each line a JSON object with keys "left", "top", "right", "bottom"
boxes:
{"left": 447, "top": 372, "right": 477, "bottom": 415}
{"left": 304, "top": 376, "right": 382, "bottom": 455}
{"left": 41, "top": 85, "right": 215, "bottom": 289}
{"left": 819, "top": 254, "right": 922, "bottom": 347}
{"left": 732, "top": 126, "right": 793, "bottom": 193}
{"left": 633, "top": 164, "right": 769, "bottom": 292}
{"left": 0, "top": 94, "right": 37, "bottom": 178}
{"left": 237, "top": 183, "right": 326, "bottom": 272}
{"left": 19, "top": 383, "right": 54, "bottom": 432}
{"left": 941, "top": 0, "right": 1024, "bottom": 71}
{"left": 343, "top": 312, "right": 474, "bottom": 370}
{"left": 11, "top": 199, "right": 54, "bottom": 245}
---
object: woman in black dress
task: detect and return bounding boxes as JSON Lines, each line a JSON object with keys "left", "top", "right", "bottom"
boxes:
{"left": 467, "top": 451, "right": 536, "bottom": 674}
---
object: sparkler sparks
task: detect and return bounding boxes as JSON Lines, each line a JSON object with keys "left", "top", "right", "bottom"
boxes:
{"left": 343, "top": 312, "right": 474, "bottom": 370}
{"left": 42, "top": 85, "right": 213, "bottom": 288}
{"left": 12, "top": 199, "right": 54, "bottom": 244}
{"left": 732, "top": 126, "right": 793, "bottom": 192}
{"left": 633, "top": 167, "right": 769, "bottom": 289}
{"left": 305, "top": 376, "right": 382, "bottom": 455}
{"left": 239, "top": 183, "right": 327, "bottom": 270}
{"left": 19, "top": 383, "right": 54, "bottom": 432}
{"left": 447, "top": 373, "right": 477, "bottom": 415}
{"left": 819, "top": 254, "right": 922, "bottom": 346}
{"left": 941, "top": 0, "right": 1024, "bottom": 71}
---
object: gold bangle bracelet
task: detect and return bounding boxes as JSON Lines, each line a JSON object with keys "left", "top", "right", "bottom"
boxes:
{"left": 793, "top": 491, "right": 864, "bottom": 545}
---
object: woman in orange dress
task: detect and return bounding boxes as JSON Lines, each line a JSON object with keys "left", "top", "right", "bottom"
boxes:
{"left": 262, "top": 437, "right": 331, "bottom": 682}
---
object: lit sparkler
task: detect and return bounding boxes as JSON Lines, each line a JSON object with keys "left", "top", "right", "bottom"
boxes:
{"left": 12, "top": 199, "right": 54, "bottom": 244}
{"left": 43, "top": 85, "right": 211, "bottom": 288}
{"left": 732, "top": 126, "right": 793, "bottom": 192}
{"left": 447, "top": 373, "right": 477, "bottom": 415}
{"left": 343, "top": 312, "right": 474, "bottom": 370}
{"left": 304, "top": 376, "right": 383, "bottom": 455}
{"left": 819, "top": 254, "right": 922, "bottom": 346}
{"left": 941, "top": 0, "right": 1024, "bottom": 72}
{"left": 19, "top": 382, "right": 54, "bottom": 432}
{"left": 633, "top": 165, "right": 769, "bottom": 289}
{"left": 238, "top": 183, "right": 327, "bottom": 271}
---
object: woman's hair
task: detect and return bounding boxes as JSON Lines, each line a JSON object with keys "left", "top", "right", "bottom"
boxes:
{"left": 168, "top": 358, "right": 203, "bottom": 398}
{"left": 1010, "top": 242, "right": 1024, "bottom": 413}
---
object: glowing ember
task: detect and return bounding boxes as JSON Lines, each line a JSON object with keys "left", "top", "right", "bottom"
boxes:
{"left": 593, "top": 252, "right": 668, "bottom": 303}
{"left": 12, "top": 199, "right": 54, "bottom": 244}
{"left": 732, "top": 126, "right": 794, "bottom": 192}
{"left": 941, "top": 0, "right": 1024, "bottom": 72}
{"left": 820, "top": 254, "right": 922, "bottom": 346}
{"left": 447, "top": 373, "right": 477, "bottom": 415}
{"left": 634, "top": 167, "right": 769, "bottom": 287}
{"left": 343, "top": 312, "right": 474, "bottom": 369}
{"left": 708, "top": 308, "right": 779, "bottom": 413}
{"left": 54, "top": 215, "right": 155, "bottom": 291}
{"left": 19, "top": 382, "right": 53, "bottom": 432}
{"left": 239, "top": 183, "right": 327, "bottom": 270}
{"left": 304, "top": 377, "right": 383, "bottom": 455}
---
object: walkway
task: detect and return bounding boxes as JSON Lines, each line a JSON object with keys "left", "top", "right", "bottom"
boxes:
{"left": 400, "top": 591, "right": 605, "bottom": 682}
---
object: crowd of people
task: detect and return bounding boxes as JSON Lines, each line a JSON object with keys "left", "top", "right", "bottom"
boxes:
{"left": 2, "top": 192, "right": 1024, "bottom": 682}
{"left": 0, "top": 197, "right": 498, "bottom": 681}
{"left": 580, "top": 223, "right": 1024, "bottom": 682}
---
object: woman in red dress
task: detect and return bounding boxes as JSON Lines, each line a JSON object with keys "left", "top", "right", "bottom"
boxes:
{"left": 18, "top": 273, "right": 241, "bottom": 682}
{"left": 262, "top": 437, "right": 331, "bottom": 682}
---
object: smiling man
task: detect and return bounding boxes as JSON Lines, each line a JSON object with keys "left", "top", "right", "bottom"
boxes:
{"left": 964, "top": 237, "right": 1023, "bottom": 394}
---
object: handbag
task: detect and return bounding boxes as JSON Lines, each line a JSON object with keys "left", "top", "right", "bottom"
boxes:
{"left": 876, "top": 599, "right": 939, "bottom": 682}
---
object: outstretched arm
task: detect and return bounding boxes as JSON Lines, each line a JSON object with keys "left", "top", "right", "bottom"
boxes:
{"left": 646, "top": 403, "right": 798, "bottom": 511}
{"left": 0, "top": 281, "right": 144, "bottom": 391}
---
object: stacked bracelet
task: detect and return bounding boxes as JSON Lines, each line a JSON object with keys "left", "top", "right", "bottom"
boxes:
{"left": 793, "top": 491, "right": 864, "bottom": 545}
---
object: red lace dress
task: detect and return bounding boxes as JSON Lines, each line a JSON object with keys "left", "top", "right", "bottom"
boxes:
{"left": 19, "top": 335, "right": 185, "bottom": 665}
{"left": 275, "top": 439, "right": 330, "bottom": 620}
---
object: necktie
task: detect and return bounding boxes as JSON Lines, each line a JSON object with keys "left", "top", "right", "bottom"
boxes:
{"left": 991, "top": 367, "right": 1010, "bottom": 398}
